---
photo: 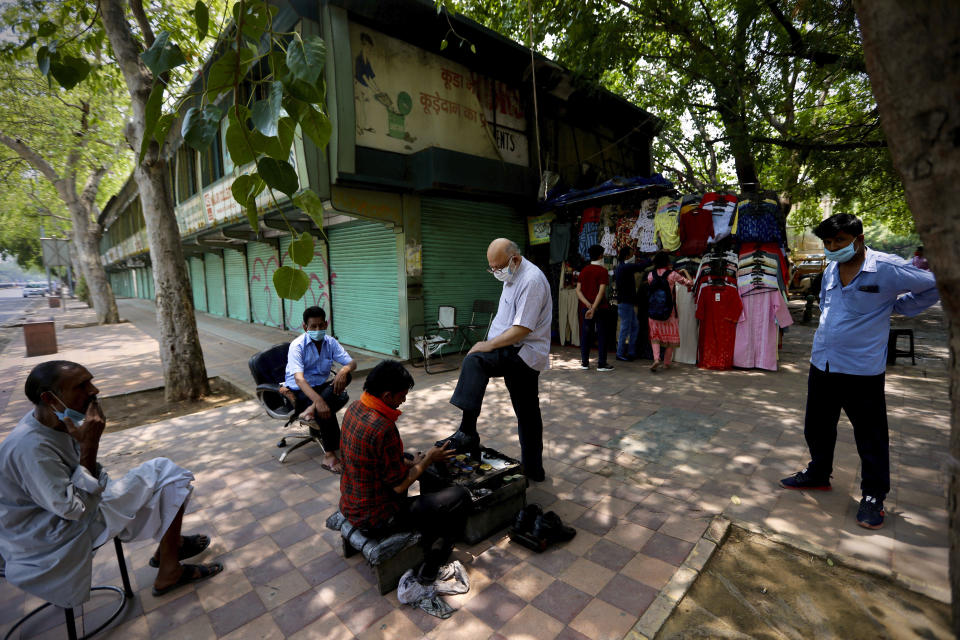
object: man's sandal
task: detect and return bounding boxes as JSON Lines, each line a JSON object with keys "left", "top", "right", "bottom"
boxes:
{"left": 151, "top": 562, "right": 223, "bottom": 597}
{"left": 149, "top": 534, "right": 211, "bottom": 568}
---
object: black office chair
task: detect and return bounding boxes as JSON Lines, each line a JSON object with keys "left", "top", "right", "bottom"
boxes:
{"left": 248, "top": 343, "right": 325, "bottom": 463}
{"left": 2, "top": 538, "right": 133, "bottom": 640}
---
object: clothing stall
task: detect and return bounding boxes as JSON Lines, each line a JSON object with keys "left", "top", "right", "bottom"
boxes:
{"left": 529, "top": 181, "right": 795, "bottom": 372}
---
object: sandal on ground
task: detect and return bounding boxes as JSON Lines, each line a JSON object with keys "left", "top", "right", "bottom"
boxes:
{"left": 151, "top": 562, "right": 223, "bottom": 597}
{"left": 321, "top": 460, "right": 343, "bottom": 474}
{"left": 149, "top": 533, "right": 211, "bottom": 568}
{"left": 650, "top": 361, "right": 662, "bottom": 371}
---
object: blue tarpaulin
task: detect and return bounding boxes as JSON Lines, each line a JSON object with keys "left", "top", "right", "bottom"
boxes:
{"left": 543, "top": 174, "right": 674, "bottom": 209}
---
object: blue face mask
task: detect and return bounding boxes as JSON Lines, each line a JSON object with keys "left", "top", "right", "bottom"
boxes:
{"left": 50, "top": 393, "right": 86, "bottom": 428}
{"left": 824, "top": 240, "right": 857, "bottom": 263}
{"left": 307, "top": 329, "right": 326, "bottom": 341}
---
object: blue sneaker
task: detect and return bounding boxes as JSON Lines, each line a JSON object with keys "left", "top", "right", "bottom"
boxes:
{"left": 857, "top": 496, "right": 885, "bottom": 529}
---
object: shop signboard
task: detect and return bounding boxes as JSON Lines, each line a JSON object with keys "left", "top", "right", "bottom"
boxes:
{"left": 527, "top": 212, "right": 555, "bottom": 245}
{"left": 350, "top": 23, "right": 529, "bottom": 167}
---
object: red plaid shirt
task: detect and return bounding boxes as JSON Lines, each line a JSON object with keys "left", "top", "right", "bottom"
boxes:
{"left": 339, "top": 392, "right": 409, "bottom": 530}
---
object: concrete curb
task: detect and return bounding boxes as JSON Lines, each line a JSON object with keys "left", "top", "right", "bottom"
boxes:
{"left": 624, "top": 515, "right": 732, "bottom": 639}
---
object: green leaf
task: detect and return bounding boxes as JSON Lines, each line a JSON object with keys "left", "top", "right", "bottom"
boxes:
{"left": 289, "top": 232, "right": 315, "bottom": 267}
{"left": 195, "top": 0, "right": 209, "bottom": 41}
{"left": 286, "top": 34, "right": 326, "bottom": 85}
{"left": 207, "top": 49, "right": 238, "bottom": 97}
{"left": 299, "top": 104, "right": 332, "bottom": 149}
{"left": 225, "top": 105, "right": 256, "bottom": 166}
{"left": 470, "top": 43, "right": 476, "bottom": 54}
{"left": 292, "top": 189, "right": 325, "bottom": 229}
{"left": 140, "top": 31, "right": 186, "bottom": 77}
{"left": 282, "top": 75, "right": 324, "bottom": 104}
{"left": 139, "top": 83, "right": 165, "bottom": 163}
{"left": 231, "top": 173, "right": 265, "bottom": 229}
{"left": 37, "top": 21, "right": 57, "bottom": 37}
{"left": 273, "top": 265, "right": 310, "bottom": 300}
{"left": 181, "top": 104, "right": 224, "bottom": 151}
{"left": 153, "top": 113, "right": 176, "bottom": 145}
{"left": 260, "top": 116, "right": 296, "bottom": 161}
{"left": 251, "top": 80, "right": 283, "bottom": 137}
{"left": 36, "top": 45, "right": 50, "bottom": 76}
{"left": 258, "top": 157, "right": 299, "bottom": 197}
{"left": 440, "top": 39, "right": 448, "bottom": 51}
{"left": 235, "top": 0, "right": 274, "bottom": 43}
{"left": 49, "top": 54, "right": 91, "bottom": 90}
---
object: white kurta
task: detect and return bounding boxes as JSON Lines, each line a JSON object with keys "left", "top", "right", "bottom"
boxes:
{"left": 0, "top": 412, "right": 194, "bottom": 608}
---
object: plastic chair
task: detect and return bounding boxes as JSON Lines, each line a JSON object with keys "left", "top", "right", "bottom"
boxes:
{"left": 887, "top": 328, "right": 915, "bottom": 365}
{"left": 248, "top": 342, "right": 325, "bottom": 463}
{"left": 456, "top": 300, "right": 498, "bottom": 353}
{"left": 410, "top": 306, "right": 460, "bottom": 374}
{"left": 2, "top": 538, "right": 133, "bottom": 640}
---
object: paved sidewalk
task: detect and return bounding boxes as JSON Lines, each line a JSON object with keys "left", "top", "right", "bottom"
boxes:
{"left": 0, "top": 298, "right": 950, "bottom": 639}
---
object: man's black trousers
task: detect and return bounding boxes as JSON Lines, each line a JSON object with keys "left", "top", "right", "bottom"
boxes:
{"left": 804, "top": 364, "right": 889, "bottom": 498}
{"left": 292, "top": 375, "right": 351, "bottom": 451}
{"left": 450, "top": 346, "right": 544, "bottom": 477}
{"left": 362, "top": 486, "right": 470, "bottom": 581}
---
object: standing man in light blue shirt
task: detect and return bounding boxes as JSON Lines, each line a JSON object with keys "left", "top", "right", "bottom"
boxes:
{"left": 285, "top": 306, "right": 357, "bottom": 473}
{"left": 438, "top": 238, "right": 552, "bottom": 481}
{"left": 781, "top": 214, "right": 938, "bottom": 529}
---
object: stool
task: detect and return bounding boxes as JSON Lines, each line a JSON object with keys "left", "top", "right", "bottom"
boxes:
{"left": 3, "top": 538, "right": 133, "bottom": 640}
{"left": 887, "top": 329, "right": 915, "bottom": 365}
{"left": 326, "top": 512, "right": 424, "bottom": 594}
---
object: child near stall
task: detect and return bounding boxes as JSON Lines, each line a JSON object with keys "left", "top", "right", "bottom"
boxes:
{"left": 646, "top": 252, "right": 693, "bottom": 371}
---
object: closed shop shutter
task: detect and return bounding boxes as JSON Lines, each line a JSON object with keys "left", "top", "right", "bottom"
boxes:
{"left": 280, "top": 234, "right": 331, "bottom": 331}
{"left": 137, "top": 268, "right": 146, "bottom": 298}
{"left": 247, "top": 241, "right": 283, "bottom": 327}
{"left": 224, "top": 248, "right": 250, "bottom": 322}
{"left": 421, "top": 198, "right": 527, "bottom": 332}
{"left": 189, "top": 257, "right": 207, "bottom": 312}
{"left": 147, "top": 265, "right": 155, "bottom": 300}
{"left": 328, "top": 219, "right": 400, "bottom": 355}
{"left": 204, "top": 253, "right": 226, "bottom": 316}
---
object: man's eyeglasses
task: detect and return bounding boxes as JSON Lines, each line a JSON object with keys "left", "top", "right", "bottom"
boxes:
{"left": 486, "top": 255, "right": 516, "bottom": 275}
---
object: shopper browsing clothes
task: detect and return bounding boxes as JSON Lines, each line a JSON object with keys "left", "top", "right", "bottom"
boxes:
{"left": 577, "top": 244, "right": 614, "bottom": 371}
{"left": 646, "top": 252, "right": 693, "bottom": 371}
{"left": 781, "top": 213, "right": 938, "bottom": 529}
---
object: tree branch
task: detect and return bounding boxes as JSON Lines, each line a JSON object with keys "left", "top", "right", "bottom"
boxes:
{"left": 763, "top": 0, "right": 866, "bottom": 72}
{"left": 129, "top": 0, "right": 156, "bottom": 48}
{"left": 752, "top": 136, "right": 887, "bottom": 151}
{"left": 0, "top": 131, "right": 61, "bottom": 184}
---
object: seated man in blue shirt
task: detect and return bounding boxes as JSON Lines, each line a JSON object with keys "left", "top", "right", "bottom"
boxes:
{"left": 780, "top": 214, "right": 939, "bottom": 530}
{"left": 285, "top": 306, "right": 357, "bottom": 473}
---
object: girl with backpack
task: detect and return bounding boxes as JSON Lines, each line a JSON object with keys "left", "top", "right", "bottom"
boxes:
{"left": 646, "top": 252, "right": 693, "bottom": 371}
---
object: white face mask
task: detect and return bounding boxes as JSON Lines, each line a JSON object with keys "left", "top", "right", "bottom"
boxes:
{"left": 490, "top": 256, "right": 517, "bottom": 283}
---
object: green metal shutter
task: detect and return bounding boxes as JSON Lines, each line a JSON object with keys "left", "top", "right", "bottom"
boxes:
{"left": 138, "top": 268, "right": 146, "bottom": 298}
{"left": 247, "top": 241, "right": 283, "bottom": 327}
{"left": 280, "top": 235, "right": 331, "bottom": 331}
{"left": 204, "top": 253, "right": 226, "bottom": 316}
{"left": 420, "top": 198, "right": 527, "bottom": 331}
{"left": 224, "top": 248, "right": 250, "bottom": 321}
{"left": 189, "top": 257, "right": 207, "bottom": 312}
{"left": 147, "top": 265, "right": 155, "bottom": 299}
{"left": 328, "top": 220, "right": 401, "bottom": 355}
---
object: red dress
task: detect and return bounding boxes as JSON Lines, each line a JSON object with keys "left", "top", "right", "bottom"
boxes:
{"left": 695, "top": 284, "right": 743, "bottom": 370}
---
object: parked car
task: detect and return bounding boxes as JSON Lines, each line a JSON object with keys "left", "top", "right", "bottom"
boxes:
{"left": 22, "top": 283, "right": 47, "bottom": 297}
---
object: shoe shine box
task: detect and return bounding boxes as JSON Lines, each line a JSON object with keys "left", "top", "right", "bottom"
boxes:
{"left": 419, "top": 447, "right": 528, "bottom": 544}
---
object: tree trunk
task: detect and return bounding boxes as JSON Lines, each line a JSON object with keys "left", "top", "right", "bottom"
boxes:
{"left": 67, "top": 195, "right": 120, "bottom": 323}
{"left": 99, "top": 0, "right": 209, "bottom": 402}
{"left": 853, "top": 0, "right": 960, "bottom": 630}
{"left": 136, "top": 160, "right": 209, "bottom": 401}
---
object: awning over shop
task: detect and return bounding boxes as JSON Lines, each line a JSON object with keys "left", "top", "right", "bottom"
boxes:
{"left": 543, "top": 174, "right": 675, "bottom": 209}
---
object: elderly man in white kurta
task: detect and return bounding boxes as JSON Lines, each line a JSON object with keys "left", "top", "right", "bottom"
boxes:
{"left": 0, "top": 361, "right": 222, "bottom": 609}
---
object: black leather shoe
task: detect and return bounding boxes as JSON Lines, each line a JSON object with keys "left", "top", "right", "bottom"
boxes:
{"left": 532, "top": 511, "right": 577, "bottom": 544}
{"left": 435, "top": 430, "right": 481, "bottom": 460}
{"left": 513, "top": 503, "right": 542, "bottom": 534}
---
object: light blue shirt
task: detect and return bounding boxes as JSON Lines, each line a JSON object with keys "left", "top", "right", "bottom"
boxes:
{"left": 811, "top": 247, "right": 938, "bottom": 375}
{"left": 488, "top": 257, "right": 553, "bottom": 371}
{"left": 285, "top": 333, "right": 352, "bottom": 390}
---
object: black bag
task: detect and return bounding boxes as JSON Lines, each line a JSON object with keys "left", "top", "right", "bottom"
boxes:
{"left": 647, "top": 269, "right": 675, "bottom": 320}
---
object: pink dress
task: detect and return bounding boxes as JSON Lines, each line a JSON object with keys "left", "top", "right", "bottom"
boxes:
{"left": 733, "top": 289, "right": 793, "bottom": 370}
{"left": 647, "top": 269, "right": 693, "bottom": 347}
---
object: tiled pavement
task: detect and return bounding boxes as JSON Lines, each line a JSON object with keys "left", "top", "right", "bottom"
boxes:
{"left": 0, "top": 298, "right": 950, "bottom": 639}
